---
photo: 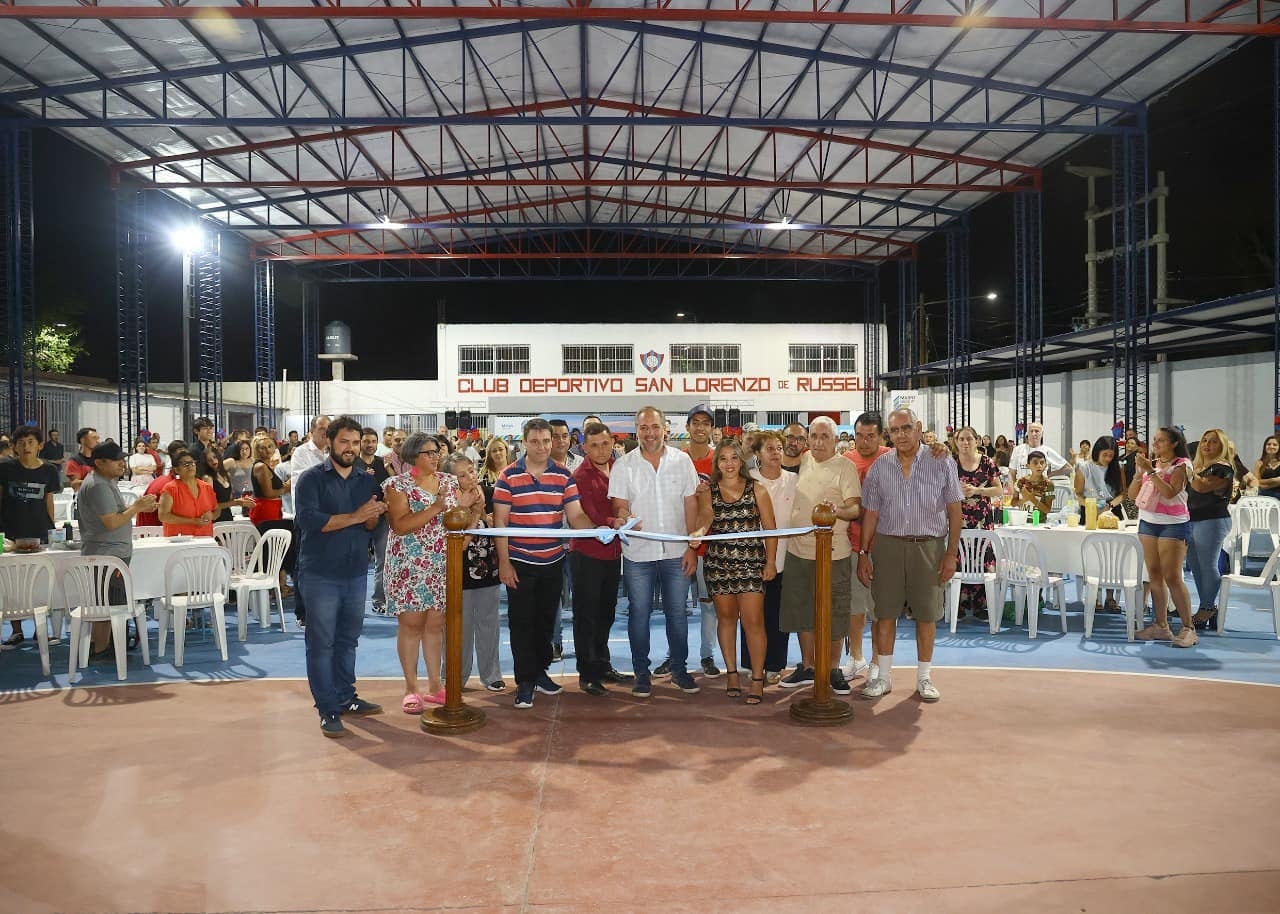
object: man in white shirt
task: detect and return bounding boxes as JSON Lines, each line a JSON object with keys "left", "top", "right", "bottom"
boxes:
{"left": 609, "top": 406, "right": 701, "bottom": 697}
{"left": 374, "top": 426, "right": 395, "bottom": 458}
{"left": 291, "top": 415, "right": 331, "bottom": 478}
{"left": 1008, "top": 421, "right": 1070, "bottom": 481}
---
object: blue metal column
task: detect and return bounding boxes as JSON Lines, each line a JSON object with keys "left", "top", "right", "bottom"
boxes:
{"left": 863, "top": 270, "right": 881, "bottom": 414}
{"left": 945, "top": 221, "right": 971, "bottom": 430}
{"left": 1013, "top": 191, "right": 1043, "bottom": 440}
{"left": 301, "top": 281, "right": 321, "bottom": 421}
{"left": 1111, "top": 126, "right": 1150, "bottom": 445}
{"left": 115, "top": 190, "right": 148, "bottom": 448}
{"left": 1, "top": 128, "right": 36, "bottom": 430}
{"left": 253, "top": 259, "right": 276, "bottom": 429}
{"left": 196, "top": 233, "right": 223, "bottom": 431}
{"left": 897, "top": 257, "right": 918, "bottom": 389}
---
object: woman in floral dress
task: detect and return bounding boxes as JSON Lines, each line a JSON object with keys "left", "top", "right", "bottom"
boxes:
{"left": 384, "top": 431, "right": 481, "bottom": 713}
{"left": 955, "top": 427, "right": 1003, "bottom": 621}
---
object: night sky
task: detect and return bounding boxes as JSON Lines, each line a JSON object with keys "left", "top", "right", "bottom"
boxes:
{"left": 33, "top": 38, "right": 1274, "bottom": 384}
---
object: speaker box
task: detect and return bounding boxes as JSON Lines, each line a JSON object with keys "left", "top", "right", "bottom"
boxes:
{"left": 713, "top": 408, "right": 727, "bottom": 427}
{"left": 727, "top": 408, "right": 741, "bottom": 428}
{"left": 458, "top": 410, "right": 472, "bottom": 431}
{"left": 445, "top": 409, "right": 458, "bottom": 429}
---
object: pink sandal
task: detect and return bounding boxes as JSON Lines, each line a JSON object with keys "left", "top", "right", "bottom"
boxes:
{"left": 423, "top": 688, "right": 447, "bottom": 706}
{"left": 401, "top": 693, "right": 424, "bottom": 714}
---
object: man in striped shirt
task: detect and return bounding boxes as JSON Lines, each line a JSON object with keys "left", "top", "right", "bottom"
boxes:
{"left": 494, "top": 417, "right": 599, "bottom": 710}
{"left": 856, "top": 407, "right": 963, "bottom": 703}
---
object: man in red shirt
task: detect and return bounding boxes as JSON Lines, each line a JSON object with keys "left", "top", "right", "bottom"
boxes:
{"left": 64, "top": 427, "right": 100, "bottom": 491}
{"left": 570, "top": 422, "right": 633, "bottom": 695}
{"left": 842, "top": 412, "right": 891, "bottom": 681}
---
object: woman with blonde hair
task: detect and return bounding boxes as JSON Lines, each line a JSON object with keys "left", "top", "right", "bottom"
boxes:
{"left": 690, "top": 437, "right": 777, "bottom": 705}
{"left": 1187, "top": 429, "right": 1237, "bottom": 630}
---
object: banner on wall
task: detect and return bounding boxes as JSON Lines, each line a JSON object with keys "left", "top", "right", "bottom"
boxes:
{"left": 887, "top": 389, "right": 929, "bottom": 431}
{"left": 491, "top": 416, "right": 537, "bottom": 437}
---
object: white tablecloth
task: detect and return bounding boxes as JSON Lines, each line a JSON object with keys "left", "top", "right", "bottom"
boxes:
{"left": 994, "top": 525, "right": 1143, "bottom": 578}
{"left": 0, "top": 536, "right": 223, "bottom": 610}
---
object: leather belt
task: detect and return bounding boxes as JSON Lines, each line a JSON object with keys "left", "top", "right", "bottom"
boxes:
{"left": 880, "top": 534, "right": 944, "bottom": 543}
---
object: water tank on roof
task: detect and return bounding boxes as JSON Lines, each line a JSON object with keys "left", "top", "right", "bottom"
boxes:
{"left": 323, "top": 321, "right": 352, "bottom": 355}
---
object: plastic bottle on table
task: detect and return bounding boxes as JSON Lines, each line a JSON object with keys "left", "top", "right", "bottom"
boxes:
{"left": 1084, "top": 497, "right": 1099, "bottom": 530}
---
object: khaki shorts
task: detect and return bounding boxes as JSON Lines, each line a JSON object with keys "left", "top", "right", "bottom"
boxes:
{"left": 850, "top": 573, "right": 873, "bottom": 616}
{"left": 868, "top": 535, "right": 947, "bottom": 624}
{"left": 779, "top": 554, "right": 852, "bottom": 641}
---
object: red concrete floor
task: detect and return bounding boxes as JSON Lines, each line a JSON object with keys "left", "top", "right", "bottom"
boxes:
{"left": 2, "top": 669, "right": 1278, "bottom": 914}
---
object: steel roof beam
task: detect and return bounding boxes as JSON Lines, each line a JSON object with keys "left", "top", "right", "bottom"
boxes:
{"left": 0, "top": 3, "right": 1274, "bottom": 35}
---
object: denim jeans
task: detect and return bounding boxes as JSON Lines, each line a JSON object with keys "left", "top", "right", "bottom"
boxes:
{"left": 302, "top": 573, "right": 367, "bottom": 715}
{"left": 1187, "top": 516, "right": 1232, "bottom": 609}
{"left": 371, "top": 518, "right": 389, "bottom": 609}
{"left": 625, "top": 557, "right": 690, "bottom": 678}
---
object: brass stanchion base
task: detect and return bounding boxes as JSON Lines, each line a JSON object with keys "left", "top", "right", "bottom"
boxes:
{"left": 421, "top": 705, "right": 487, "bottom": 735}
{"left": 789, "top": 697, "right": 854, "bottom": 727}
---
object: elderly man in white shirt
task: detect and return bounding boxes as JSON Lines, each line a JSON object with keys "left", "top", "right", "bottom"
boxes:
{"left": 291, "top": 415, "right": 331, "bottom": 478}
{"left": 1007, "top": 421, "right": 1070, "bottom": 481}
{"left": 609, "top": 406, "right": 701, "bottom": 698}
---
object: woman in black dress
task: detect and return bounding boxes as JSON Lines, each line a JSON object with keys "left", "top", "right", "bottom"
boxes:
{"left": 690, "top": 438, "right": 777, "bottom": 704}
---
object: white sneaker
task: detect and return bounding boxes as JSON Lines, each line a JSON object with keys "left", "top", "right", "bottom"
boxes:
{"left": 840, "top": 657, "right": 870, "bottom": 681}
{"left": 867, "top": 663, "right": 879, "bottom": 684}
{"left": 860, "top": 677, "right": 892, "bottom": 699}
{"left": 916, "top": 678, "right": 941, "bottom": 702}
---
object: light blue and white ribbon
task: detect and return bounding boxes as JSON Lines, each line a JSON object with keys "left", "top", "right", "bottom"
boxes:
{"left": 459, "top": 515, "right": 816, "bottom": 546}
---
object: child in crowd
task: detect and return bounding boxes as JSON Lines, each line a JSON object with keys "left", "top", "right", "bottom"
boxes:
{"left": 1015, "top": 451, "right": 1054, "bottom": 516}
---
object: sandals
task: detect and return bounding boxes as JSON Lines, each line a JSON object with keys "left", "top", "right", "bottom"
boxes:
{"left": 423, "top": 688, "right": 447, "bottom": 706}
{"left": 725, "top": 670, "right": 742, "bottom": 698}
{"left": 401, "top": 693, "right": 424, "bottom": 714}
{"left": 746, "top": 676, "right": 765, "bottom": 705}
{"left": 1193, "top": 608, "right": 1218, "bottom": 631}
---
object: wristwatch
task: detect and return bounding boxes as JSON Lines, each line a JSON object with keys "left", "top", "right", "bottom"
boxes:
{"left": 857, "top": 548, "right": 870, "bottom": 556}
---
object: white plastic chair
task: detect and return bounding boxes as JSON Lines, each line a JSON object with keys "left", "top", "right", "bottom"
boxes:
{"left": 1050, "top": 482, "right": 1075, "bottom": 513}
{"left": 1228, "top": 497, "right": 1280, "bottom": 574}
{"left": 156, "top": 548, "right": 231, "bottom": 666}
{"left": 946, "top": 529, "right": 1004, "bottom": 634}
{"left": 132, "top": 525, "right": 164, "bottom": 539}
{"left": 0, "top": 555, "right": 55, "bottom": 676}
{"left": 1079, "top": 532, "right": 1143, "bottom": 641}
{"left": 63, "top": 555, "right": 148, "bottom": 682}
{"left": 998, "top": 533, "right": 1066, "bottom": 639}
{"left": 1217, "top": 542, "right": 1280, "bottom": 639}
{"left": 213, "top": 521, "right": 260, "bottom": 578}
{"left": 235, "top": 528, "right": 292, "bottom": 641}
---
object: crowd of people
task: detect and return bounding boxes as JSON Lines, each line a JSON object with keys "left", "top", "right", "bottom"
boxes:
{"left": 1, "top": 411, "right": 1277, "bottom": 738}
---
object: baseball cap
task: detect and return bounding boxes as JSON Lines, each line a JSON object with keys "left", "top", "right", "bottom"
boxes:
{"left": 687, "top": 403, "right": 714, "bottom": 423}
{"left": 91, "top": 441, "right": 126, "bottom": 462}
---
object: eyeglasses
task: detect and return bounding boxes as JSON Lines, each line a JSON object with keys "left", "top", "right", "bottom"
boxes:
{"left": 417, "top": 448, "right": 440, "bottom": 457}
{"left": 177, "top": 460, "right": 196, "bottom": 467}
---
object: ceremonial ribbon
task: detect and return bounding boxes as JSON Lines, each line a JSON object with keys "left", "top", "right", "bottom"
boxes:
{"left": 459, "top": 515, "right": 817, "bottom": 546}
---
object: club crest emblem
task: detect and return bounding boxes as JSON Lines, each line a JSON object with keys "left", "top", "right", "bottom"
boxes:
{"left": 639, "top": 350, "right": 665, "bottom": 373}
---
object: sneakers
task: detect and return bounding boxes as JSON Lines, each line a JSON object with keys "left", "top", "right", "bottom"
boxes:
{"left": 580, "top": 680, "right": 608, "bottom": 697}
{"left": 840, "top": 657, "right": 870, "bottom": 681}
{"left": 601, "top": 667, "right": 634, "bottom": 684}
{"left": 765, "top": 670, "right": 782, "bottom": 685}
{"left": 653, "top": 658, "right": 672, "bottom": 677}
{"left": 551, "top": 643, "right": 563, "bottom": 662}
{"left": 1135, "top": 623, "right": 1174, "bottom": 642}
{"left": 700, "top": 656, "right": 721, "bottom": 678}
{"left": 340, "top": 697, "right": 383, "bottom": 716}
{"left": 916, "top": 678, "right": 941, "bottom": 702}
{"left": 829, "top": 669, "right": 852, "bottom": 695}
{"left": 670, "top": 671, "right": 701, "bottom": 693}
{"left": 485, "top": 680, "right": 507, "bottom": 692}
{"left": 319, "top": 713, "right": 347, "bottom": 738}
{"left": 514, "top": 683, "right": 535, "bottom": 709}
{"left": 860, "top": 677, "right": 893, "bottom": 699}
{"left": 1172, "top": 627, "right": 1199, "bottom": 649}
{"left": 534, "top": 672, "right": 563, "bottom": 695}
{"left": 631, "top": 676, "right": 652, "bottom": 698}
{"left": 779, "top": 666, "right": 815, "bottom": 689}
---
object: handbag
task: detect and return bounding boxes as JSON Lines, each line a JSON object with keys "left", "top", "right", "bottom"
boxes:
{"left": 1134, "top": 473, "right": 1159, "bottom": 512}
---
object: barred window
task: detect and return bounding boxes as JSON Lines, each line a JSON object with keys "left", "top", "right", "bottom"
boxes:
{"left": 458, "top": 344, "right": 530, "bottom": 375}
{"left": 789, "top": 343, "right": 858, "bottom": 374}
{"left": 562, "top": 344, "right": 634, "bottom": 375}
{"left": 670, "top": 343, "right": 741, "bottom": 374}
{"left": 767, "top": 411, "right": 800, "bottom": 426}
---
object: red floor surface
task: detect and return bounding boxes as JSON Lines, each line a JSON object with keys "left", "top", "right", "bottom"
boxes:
{"left": 3, "top": 669, "right": 1278, "bottom": 914}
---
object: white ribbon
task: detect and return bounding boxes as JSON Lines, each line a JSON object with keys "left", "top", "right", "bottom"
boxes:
{"left": 459, "top": 515, "right": 817, "bottom": 546}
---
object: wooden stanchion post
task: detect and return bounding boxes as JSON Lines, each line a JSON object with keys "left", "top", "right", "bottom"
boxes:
{"left": 789, "top": 503, "right": 854, "bottom": 726}
{"left": 422, "top": 507, "right": 486, "bottom": 735}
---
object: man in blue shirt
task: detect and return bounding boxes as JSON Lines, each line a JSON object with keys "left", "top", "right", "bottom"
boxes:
{"left": 294, "top": 415, "right": 389, "bottom": 738}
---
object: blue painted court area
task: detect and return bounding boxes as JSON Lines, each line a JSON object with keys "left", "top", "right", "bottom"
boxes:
{"left": 2, "top": 564, "right": 1278, "bottom": 693}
